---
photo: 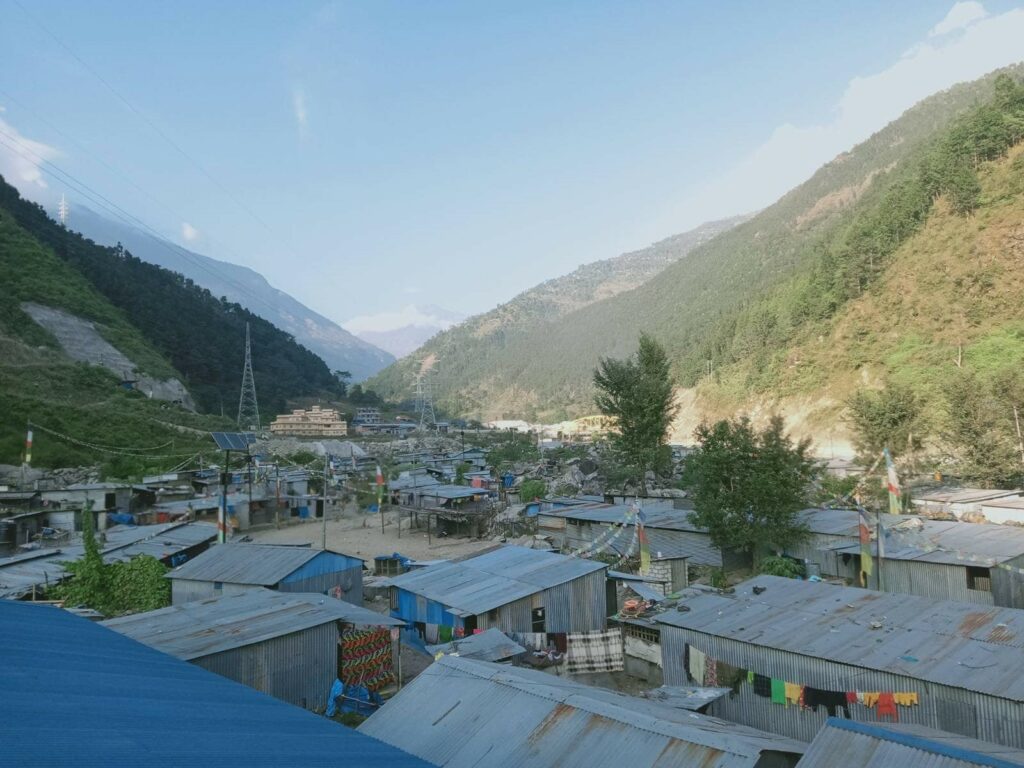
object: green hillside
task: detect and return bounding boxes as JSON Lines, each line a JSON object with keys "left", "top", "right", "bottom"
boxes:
{"left": 368, "top": 214, "right": 749, "bottom": 418}
{"left": 0, "top": 194, "right": 230, "bottom": 473}
{"left": 0, "top": 177, "right": 341, "bottom": 417}
{"left": 372, "top": 64, "right": 1024, "bottom": 425}
{"left": 0, "top": 176, "right": 346, "bottom": 473}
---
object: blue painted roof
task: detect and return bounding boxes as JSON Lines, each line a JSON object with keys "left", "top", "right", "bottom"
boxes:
{"left": 0, "top": 600, "right": 433, "bottom": 767}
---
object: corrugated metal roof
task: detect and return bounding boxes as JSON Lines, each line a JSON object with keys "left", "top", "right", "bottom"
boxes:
{"left": 0, "top": 600, "right": 432, "bottom": 767}
{"left": 797, "top": 718, "right": 1024, "bottom": 767}
{"left": 419, "top": 484, "right": 490, "bottom": 500}
{"left": 103, "top": 589, "right": 402, "bottom": 659}
{"left": 387, "top": 545, "right": 607, "bottom": 615}
{"left": 165, "top": 542, "right": 360, "bottom": 585}
{"left": 0, "top": 522, "right": 216, "bottom": 599}
{"left": 358, "top": 656, "right": 805, "bottom": 767}
{"left": 799, "top": 509, "right": 1024, "bottom": 565}
{"left": 544, "top": 503, "right": 704, "bottom": 533}
{"left": 640, "top": 685, "right": 732, "bottom": 711}
{"left": 425, "top": 628, "right": 526, "bottom": 661}
{"left": 656, "top": 576, "right": 1024, "bottom": 700}
{"left": 913, "top": 488, "right": 1022, "bottom": 504}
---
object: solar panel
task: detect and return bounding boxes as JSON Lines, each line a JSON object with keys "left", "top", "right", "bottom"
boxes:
{"left": 210, "top": 432, "right": 256, "bottom": 451}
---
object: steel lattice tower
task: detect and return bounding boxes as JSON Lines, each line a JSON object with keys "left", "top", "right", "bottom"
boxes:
{"left": 415, "top": 373, "right": 436, "bottom": 431}
{"left": 237, "top": 322, "right": 261, "bottom": 431}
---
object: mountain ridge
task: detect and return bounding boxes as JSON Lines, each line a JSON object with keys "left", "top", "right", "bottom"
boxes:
{"left": 371, "top": 63, "right": 1024, "bottom": 436}
{"left": 70, "top": 207, "right": 394, "bottom": 381}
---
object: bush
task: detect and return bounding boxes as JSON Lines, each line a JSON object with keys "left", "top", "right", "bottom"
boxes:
{"left": 758, "top": 556, "right": 805, "bottom": 579}
{"left": 519, "top": 479, "right": 546, "bottom": 502}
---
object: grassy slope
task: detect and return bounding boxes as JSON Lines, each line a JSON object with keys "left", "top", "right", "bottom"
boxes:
{"left": 0, "top": 206, "right": 230, "bottom": 474}
{"left": 369, "top": 215, "right": 750, "bottom": 419}
{"left": 375, "top": 64, "right": 1024, "bottom": 423}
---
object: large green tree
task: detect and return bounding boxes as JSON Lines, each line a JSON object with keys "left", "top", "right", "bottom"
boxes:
{"left": 846, "top": 383, "right": 925, "bottom": 464}
{"left": 593, "top": 333, "right": 678, "bottom": 493}
{"left": 683, "top": 415, "right": 817, "bottom": 560}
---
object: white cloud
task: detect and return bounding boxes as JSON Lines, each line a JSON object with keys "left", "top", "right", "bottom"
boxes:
{"left": 669, "top": 3, "right": 1024, "bottom": 230}
{"left": 291, "top": 86, "right": 308, "bottom": 138}
{"left": 181, "top": 222, "right": 199, "bottom": 242}
{"left": 929, "top": 1, "right": 988, "bottom": 36}
{"left": 343, "top": 304, "right": 462, "bottom": 333}
{"left": 0, "top": 113, "right": 60, "bottom": 192}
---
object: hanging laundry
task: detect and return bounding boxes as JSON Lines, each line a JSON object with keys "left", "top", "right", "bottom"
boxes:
{"left": 565, "top": 628, "right": 624, "bottom": 674}
{"left": 688, "top": 646, "right": 707, "bottom": 686}
{"left": 753, "top": 674, "right": 773, "bottom": 698}
{"left": 340, "top": 628, "right": 394, "bottom": 692}
{"left": 876, "top": 692, "right": 898, "bottom": 721}
{"left": 424, "top": 623, "right": 439, "bottom": 644}
{"left": 704, "top": 658, "right": 719, "bottom": 687}
{"left": 861, "top": 692, "right": 880, "bottom": 708}
{"left": 845, "top": 692, "right": 857, "bottom": 705}
{"left": 770, "top": 678, "right": 786, "bottom": 705}
{"left": 784, "top": 682, "right": 803, "bottom": 707}
{"left": 715, "top": 662, "right": 746, "bottom": 695}
{"left": 548, "top": 633, "right": 568, "bottom": 653}
{"left": 438, "top": 625, "right": 453, "bottom": 643}
{"left": 893, "top": 692, "right": 919, "bottom": 707}
{"left": 803, "top": 687, "right": 850, "bottom": 717}
{"left": 747, "top": 670, "right": 755, "bottom": 684}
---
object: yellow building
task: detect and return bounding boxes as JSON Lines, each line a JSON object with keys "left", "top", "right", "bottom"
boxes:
{"left": 269, "top": 406, "right": 348, "bottom": 437}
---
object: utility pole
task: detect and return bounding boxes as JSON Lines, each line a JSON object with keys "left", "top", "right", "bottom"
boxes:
{"left": 321, "top": 453, "right": 329, "bottom": 550}
{"left": 219, "top": 450, "right": 230, "bottom": 544}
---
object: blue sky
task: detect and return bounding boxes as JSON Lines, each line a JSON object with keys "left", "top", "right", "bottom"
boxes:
{"left": 2, "top": 1, "right": 1023, "bottom": 331}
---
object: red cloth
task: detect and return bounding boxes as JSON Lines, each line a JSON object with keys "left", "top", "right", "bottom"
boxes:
{"left": 877, "top": 692, "right": 898, "bottom": 721}
{"left": 846, "top": 692, "right": 857, "bottom": 703}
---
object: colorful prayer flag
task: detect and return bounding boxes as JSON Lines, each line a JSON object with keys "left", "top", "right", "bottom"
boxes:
{"left": 24, "top": 429, "right": 32, "bottom": 465}
{"left": 884, "top": 447, "right": 901, "bottom": 516}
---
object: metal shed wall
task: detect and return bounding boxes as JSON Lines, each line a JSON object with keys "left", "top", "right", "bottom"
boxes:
{"left": 992, "top": 556, "right": 1024, "bottom": 609}
{"left": 783, "top": 533, "right": 846, "bottom": 576}
{"left": 660, "top": 626, "right": 1024, "bottom": 749}
{"left": 193, "top": 621, "right": 338, "bottom": 710}
{"left": 828, "top": 556, "right": 995, "bottom": 606}
{"left": 278, "top": 563, "right": 363, "bottom": 604}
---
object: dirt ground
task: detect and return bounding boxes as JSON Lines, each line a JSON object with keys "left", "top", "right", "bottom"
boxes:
{"left": 247, "top": 506, "right": 498, "bottom": 563}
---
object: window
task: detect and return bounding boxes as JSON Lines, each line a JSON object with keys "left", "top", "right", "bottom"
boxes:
{"left": 213, "top": 581, "right": 223, "bottom": 591}
{"left": 966, "top": 566, "right": 991, "bottom": 592}
{"left": 532, "top": 607, "right": 546, "bottom": 632}
{"left": 623, "top": 623, "right": 660, "bottom": 643}
{"left": 389, "top": 588, "right": 398, "bottom": 611}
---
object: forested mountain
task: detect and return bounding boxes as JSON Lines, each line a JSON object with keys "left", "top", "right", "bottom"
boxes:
{"left": 0, "top": 175, "right": 342, "bottom": 469}
{"left": 369, "top": 214, "right": 749, "bottom": 414}
{"left": 371, "top": 65, "right": 1024, "bottom": 437}
{"left": 71, "top": 207, "right": 394, "bottom": 381}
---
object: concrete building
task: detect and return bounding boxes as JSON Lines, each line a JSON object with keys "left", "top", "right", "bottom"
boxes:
{"left": 978, "top": 497, "right": 1024, "bottom": 526}
{"left": 658, "top": 576, "right": 1024, "bottom": 748}
{"left": 797, "top": 718, "right": 1024, "bottom": 768}
{"left": 39, "top": 482, "right": 133, "bottom": 515}
{"left": 353, "top": 407, "right": 382, "bottom": 424}
{"left": 166, "top": 543, "right": 364, "bottom": 605}
{"left": 784, "top": 508, "right": 1024, "bottom": 607}
{"left": 1, "top": 600, "right": 431, "bottom": 767}
{"left": 102, "top": 589, "right": 403, "bottom": 710}
{"left": 387, "top": 545, "right": 610, "bottom": 635}
{"left": 269, "top": 405, "right": 348, "bottom": 437}
{"left": 359, "top": 655, "right": 806, "bottom": 768}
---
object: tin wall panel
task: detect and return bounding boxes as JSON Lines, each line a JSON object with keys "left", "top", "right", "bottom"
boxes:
{"left": 194, "top": 621, "right": 338, "bottom": 710}
{"left": 661, "top": 625, "right": 1024, "bottom": 749}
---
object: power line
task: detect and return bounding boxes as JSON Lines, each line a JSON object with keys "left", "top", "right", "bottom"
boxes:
{"left": 0, "top": 128, "right": 289, "bottom": 320}
{"left": 0, "top": 85, "right": 284, "bottom": 302}
{"left": 9, "top": 0, "right": 275, "bottom": 235}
